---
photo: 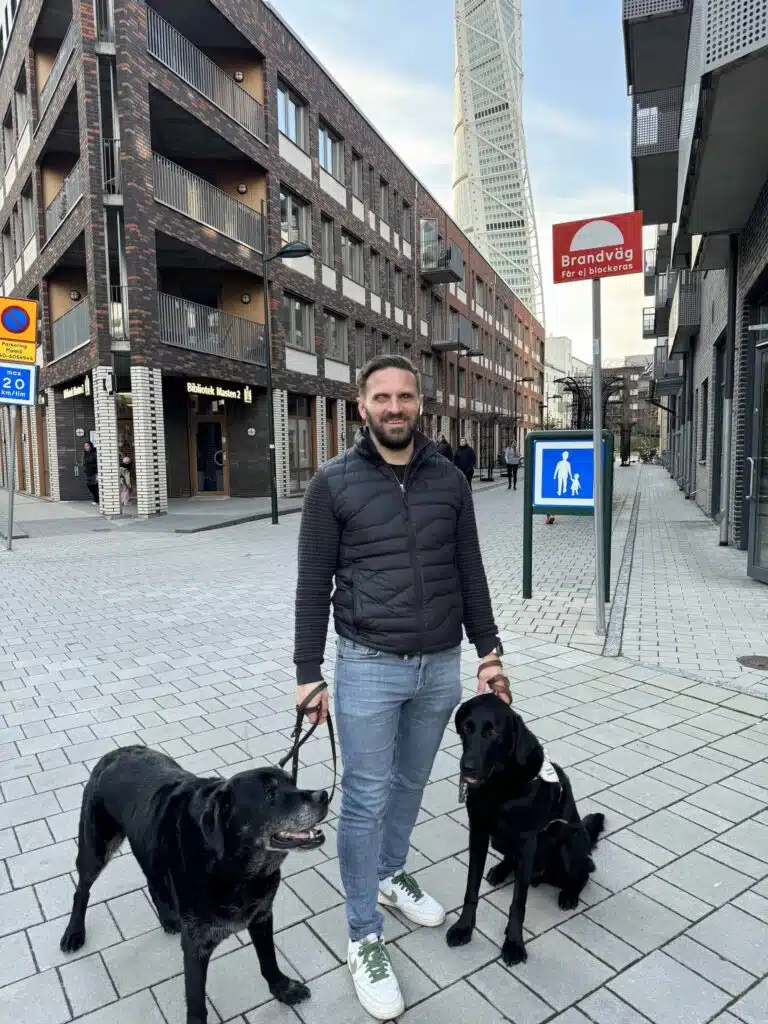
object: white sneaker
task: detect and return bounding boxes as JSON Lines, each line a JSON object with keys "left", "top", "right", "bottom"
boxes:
{"left": 377, "top": 871, "right": 446, "bottom": 927}
{"left": 348, "top": 933, "right": 404, "bottom": 1021}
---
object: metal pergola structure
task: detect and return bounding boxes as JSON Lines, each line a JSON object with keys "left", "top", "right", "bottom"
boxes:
{"left": 555, "top": 373, "right": 625, "bottom": 430}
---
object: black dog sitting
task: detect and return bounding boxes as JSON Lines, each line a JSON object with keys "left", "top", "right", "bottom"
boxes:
{"left": 447, "top": 695, "right": 604, "bottom": 966}
{"left": 60, "top": 746, "right": 329, "bottom": 1024}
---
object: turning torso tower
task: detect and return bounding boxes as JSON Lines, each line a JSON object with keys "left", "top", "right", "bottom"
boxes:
{"left": 452, "top": 0, "right": 544, "bottom": 323}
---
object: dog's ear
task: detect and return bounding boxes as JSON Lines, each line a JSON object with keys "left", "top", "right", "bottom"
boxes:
{"left": 200, "top": 784, "right": 232, "bottom": 859}
{"left": 454, "top": 701, "right": 470, "bottom": 734}
{"left": 504, "top": 708, "right": 543, "bottom": 772}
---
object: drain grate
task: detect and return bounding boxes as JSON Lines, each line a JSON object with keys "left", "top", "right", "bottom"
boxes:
{"left": 737, "top": 655, "right": 768, "bottom": 671}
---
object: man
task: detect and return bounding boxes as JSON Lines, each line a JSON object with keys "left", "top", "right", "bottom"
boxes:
{"left": 452, "top": 436, "right": 476, "bottom": 489}
{"left": 294, "top": 355, "right": 505, "bottom": 1020}
{"left": 435, "top": 432, "right": 453, "bottom": 462}
{"left": 503, "top": 442, "right": 522, "bottom": 490}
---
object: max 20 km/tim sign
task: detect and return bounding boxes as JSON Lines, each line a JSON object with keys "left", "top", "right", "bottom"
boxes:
{"left": 552, "top": 211, "right": 643, "bottom": 284}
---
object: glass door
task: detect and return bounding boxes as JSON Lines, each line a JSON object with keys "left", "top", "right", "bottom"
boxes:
{"left": 748, "top": 345, "right": 768, "bottom": 583}
{"left": 193, "top": 418, "right": 228, "bottom": 495}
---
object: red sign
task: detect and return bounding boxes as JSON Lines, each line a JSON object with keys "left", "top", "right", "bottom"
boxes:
{"left": 552, "top": 211, "right": 643, "bottom": 284}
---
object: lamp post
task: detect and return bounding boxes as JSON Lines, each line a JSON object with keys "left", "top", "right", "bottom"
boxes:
{"left": 260, "top": 208, "right": 312, "bottom": 525}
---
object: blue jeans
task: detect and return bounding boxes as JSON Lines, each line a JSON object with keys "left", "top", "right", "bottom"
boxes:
{"left": 334, "top": 636, "right": 462, "bottom": 941}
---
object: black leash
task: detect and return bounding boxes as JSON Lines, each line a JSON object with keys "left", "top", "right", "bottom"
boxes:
{"left": 278, "top": 682, "right": 337, "bottom": 804}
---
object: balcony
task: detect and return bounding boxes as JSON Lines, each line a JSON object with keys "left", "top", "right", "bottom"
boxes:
{"left": 44, "top": 161, "right": 84, "bottom": 241}
{"left": 642, "top": 307, "right": 657, "bottom": 339}
{"left": 631, "top": 86, "right": 682, "bottom": 225}
{"left": 38, "top": 21, "right": 76, "bottom": 118}
{"left": 52, "top": 298, "right": 90, "bottom": 360}
{"left": 158, "top": 292, "right": 266, "bottom": 365}
{"left": 644, "top": 248, "right": 656, "bottom": 296}
{"left": 669, "top": 270, "right": 701, "bottom": 355}
{"left": 420, "top": 240, "right": 465, "bottom": 285}
{"left": 147, "top": 8, "right": 266, "bottom": 143}
{"left": 102, "top": 139, "right": 121, "bottom": 195}
{"left": 153, "top": 153, "right": 264, "bottom": 253}
{"left": 623, "top": 0, "right": 691, "bottom": 93}
{"left": 651, "top": 343, "right": 684, "bottom": 397}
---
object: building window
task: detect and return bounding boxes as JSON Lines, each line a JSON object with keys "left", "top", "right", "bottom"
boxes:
{"left": 318, "top": 121, "right": 343, "bottom": 180}
{"left": 701, "top": 378, "right": 708, "bottom": 460}
{"left": 379, "top": 178, "right": 389, "bottom": 222}
{"left": 402, "top": 201, "right": 411, "bottom": 243}
{"left": 280, "top": 189, "right": 311, "bottom": 246}
{"left": 20, "top": 180, "right": 34, "bottom": 242}
{"left": 350, "top": 152, "right": 363, "bottom": 198}
{"left": 277, "top": 82, "right": 308, "bottom": 151}
{"left": 325, "top": 311, "right": 348, "bottom": 363}
{"left": 384, "top": 259, "right": 391, "bottom": 301}
{"left": 321, "top": 214, "right": 335, "bottom": 268}
{"left": 394, "top": 267, "right": 403, "bottom": 308}
{"left": 279, "top": 292, "right": 314, "bottom": 351}
{"left": 353, "top": 323, "right": 366, "bottom": 366}
{"left": 391, "top": 190, "right": 400, "bottom": 233}
{"left": 475, "top": 275, "right": 484, "bottom": 306}
{"left": 342, "top": 230, "right": 363, "bottom": 285}
{"left": 370, "top": 250, "right": 381, "bottom": 294}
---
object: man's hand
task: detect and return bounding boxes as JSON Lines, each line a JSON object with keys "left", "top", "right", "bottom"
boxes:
{"left": 476, "top": 654, "right": 511, "bottom": 704}
{"left": 296, "top": 683, "right": 329, "bottom": 725}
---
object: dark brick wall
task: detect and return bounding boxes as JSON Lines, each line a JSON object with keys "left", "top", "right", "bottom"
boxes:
{"left": 162, "top": 376, "right": 191, "bottom": 499}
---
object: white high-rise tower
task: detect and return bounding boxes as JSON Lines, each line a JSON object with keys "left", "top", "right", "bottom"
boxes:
{"left": 452, "top": 0, "right": 544, "bottom": 322}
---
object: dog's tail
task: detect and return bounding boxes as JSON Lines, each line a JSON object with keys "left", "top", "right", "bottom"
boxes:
{"left": 583, "top": 813, "right": 605, "bottom": 849}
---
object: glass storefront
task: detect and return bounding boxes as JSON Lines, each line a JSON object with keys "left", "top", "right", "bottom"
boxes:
{"left": 288, "top": 395, "right": 314, "bottom": 494}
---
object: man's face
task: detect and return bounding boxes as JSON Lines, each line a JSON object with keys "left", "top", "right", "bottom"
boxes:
{"left": 359, "top": 368, "right": 420, "bottom": 451}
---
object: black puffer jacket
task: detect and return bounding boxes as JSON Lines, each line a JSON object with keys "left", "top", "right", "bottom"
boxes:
{"left": 294, "top": 429, "right": 499, "bottom": 684}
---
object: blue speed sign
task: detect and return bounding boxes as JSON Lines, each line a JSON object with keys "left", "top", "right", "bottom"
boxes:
{"left": 0, "top": 362, "right": 37, "bottom": 406}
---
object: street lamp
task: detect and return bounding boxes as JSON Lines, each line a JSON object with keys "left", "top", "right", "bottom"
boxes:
{"left": 260, "top": 210, "right": 313, "bottom": 525}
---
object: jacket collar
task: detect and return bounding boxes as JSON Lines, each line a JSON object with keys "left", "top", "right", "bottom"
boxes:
{"left": 355, "top": 427, "right": 435, "bottom": 466}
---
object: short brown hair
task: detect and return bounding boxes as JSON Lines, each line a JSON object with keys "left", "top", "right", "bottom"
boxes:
{"left": 357, "top": 354, "right": 421, "bottom": 395}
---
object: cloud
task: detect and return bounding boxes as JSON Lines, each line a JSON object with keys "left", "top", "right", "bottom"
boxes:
{"left": 525, "top": 99, "right": 601, "bottom": 142}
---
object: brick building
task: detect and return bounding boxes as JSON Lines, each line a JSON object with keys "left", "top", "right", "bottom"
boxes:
{"left": 0, "top": 0, "right": 544, "bottom": 516}
{"left": 627, "top": 0, "right": 768, "bottom": 583}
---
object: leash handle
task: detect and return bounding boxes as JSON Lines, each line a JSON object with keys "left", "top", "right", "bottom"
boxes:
{"left": 278, "top": 682, "right": 337, "bottom": 805}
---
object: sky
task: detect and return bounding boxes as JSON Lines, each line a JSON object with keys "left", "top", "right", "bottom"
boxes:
{"left": 267, "top": 0, "right": 649, "bottom": 363}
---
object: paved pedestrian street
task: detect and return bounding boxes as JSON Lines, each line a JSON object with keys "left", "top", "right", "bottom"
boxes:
{"left": 0, "top": 472, "right": 767, "bottom": 1024}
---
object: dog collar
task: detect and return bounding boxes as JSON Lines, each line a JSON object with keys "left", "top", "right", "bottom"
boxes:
{"left": 538, "top": 752, "right": 559, "bottom": 786}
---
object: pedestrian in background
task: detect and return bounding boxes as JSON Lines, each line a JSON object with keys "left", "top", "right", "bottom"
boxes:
{"left": 453, "top": 436, "right": 476, "bottom": 489}
{"left": 504, "top": 442, "right": 521, "bottom": 490}
{"left": 82, "top": 442, "right": 99, "bottom": 506}
{"left": 435, "top": 433, "right": 453, "bottom": 461}
{"left": 293, "top": 355, "right": 505, "bottom": 1020}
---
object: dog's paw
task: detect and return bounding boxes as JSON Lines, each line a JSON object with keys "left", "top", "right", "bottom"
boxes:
{"left": 160, "top": 917, "right": 181, "bottom": 935}
{"left": 485, "top": 863, "right": 511, "bottom": 887}
{"left": 270, "top": 977, "right": 310, "bottom": 1005}
{"left": 558, "top": 890, "right": 579, "bottom": 910}
{"left": 60, "top": 924, "right": 86, "bottom": 954}
{"left": 446, "top": 921, "right": 474, "bottom": 947}
{"left": 501, "top": 937, "right": 527, "bottom": 966}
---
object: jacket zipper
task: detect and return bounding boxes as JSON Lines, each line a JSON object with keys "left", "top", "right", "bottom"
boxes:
{"left": 388, "top": 457, "right": 426, "bottom": 652}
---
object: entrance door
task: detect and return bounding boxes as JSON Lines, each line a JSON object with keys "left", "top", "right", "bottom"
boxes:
{"left": 192, "top": 418, "right": 228, "bottom": 495}
{"left": 748, "top": 345, "right": 768, "bottom": 582}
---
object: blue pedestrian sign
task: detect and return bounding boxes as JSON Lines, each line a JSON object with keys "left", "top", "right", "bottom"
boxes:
{"left": 0, "top": 361, "right": 37, "bottom": 406}
{"left": 532, "top": 439, "right": 605, "bottom": 509}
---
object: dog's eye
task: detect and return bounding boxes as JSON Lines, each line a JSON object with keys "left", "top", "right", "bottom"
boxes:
{"left": 263, "top": 779, "right": 277, "bottom": 804}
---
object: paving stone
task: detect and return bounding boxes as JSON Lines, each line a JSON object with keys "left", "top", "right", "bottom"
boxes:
{"left": 60, "top": 950, "right": 119, "bottom": 1016}
{"left": 717, "top": 819, "right": 768, "bottom": 864}
{"left": 628, "top": 808, "right": 715, "bottom": 855}
{"left": 734, "top": 888, "right": 768, "bottom": 923}
{"left": 102, "top": 927, "right": 184, "bottom": 997}
{"left": 591, "top": 839, "right": 655, "bottom": 892}
{"left": 398, "top": 979, "right": 505, "bottom": 1024}
{"left": 506, "top": 929, "right": 613, "bottom": 1010}
{"left": 275, "top": 921, "right": 341, "bottom": 980}
{"left": 396, "top": 912, "right": 498, "bottom": 987}
{"left": 558, "top": 914, "right": 641, "bottom": 970}
{"left": 0, "top": 966, "right": 71, "bottom": 1024}
{"left": 29, "top": 902, "right": 122, "bottom": 970}
{"left": 579, "top": 987, "right": 654, "bottom": 1023}
{"left": 586, "top": 887, "right": 687, "bottom": 953}
{"left": 0, "top": 886, "right": 43, "bottom": 938}
{"left": 688, "top": 905, "right": 768, "bottom": 976}
{"left": 728, "top": 978, "right": 768, "bottom": 1024}
{"left": 73, "top": 990, "right": 167, "bottom": 1024}
{"left": 656, "top": 852, "right": 753, "bottom": 906}
{"left": 409, "top": 814, "right": 468, "bottom": 861}
{"left": 469, "top": 961, "right": 553, "bottom": 1023}
{"left": 0, "top": 931, "right": 36, "bottom": 988}
{"left": 664, "top": 934, "right": 755, "bottom": 995}
{"left": 608, "top": 950, "right": 730, "bottom": 1024}
{"left": 684, "top": 783, "right": 765, "bottom": 822}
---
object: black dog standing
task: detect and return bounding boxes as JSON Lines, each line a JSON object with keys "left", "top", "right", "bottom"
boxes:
{"left": 60, "top": 747, "right": 329, "bottom": 1024}
{"left": 447, "top": 695, "right": 604, "bottom": 966}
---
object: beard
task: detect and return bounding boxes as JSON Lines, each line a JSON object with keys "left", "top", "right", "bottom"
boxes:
{"left": 366, "top": 411, "right": 418, "bottom": 451}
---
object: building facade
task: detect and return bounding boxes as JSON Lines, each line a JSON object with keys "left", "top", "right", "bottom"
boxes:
{"left": 0, "top": 0, "right": 544, "bottom": 516}
{"left": 452, "top": 0, "right": 544, "bottom": 323}
{"left": 628, "top": 0, "right": 768, "bottom": 583}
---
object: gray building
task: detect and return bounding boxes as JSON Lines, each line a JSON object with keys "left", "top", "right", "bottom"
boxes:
{"left": 627, "top": 0, "right": 768, "bottom": 584}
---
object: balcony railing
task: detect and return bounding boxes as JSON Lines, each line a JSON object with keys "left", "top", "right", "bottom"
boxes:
{"left": 39, "top": 21, "right": 75, "bottom": 117}
{"left": 95, "top": 0, "right": 116, "bottom": 43}
{"left": 643, "top": 247, "right": 656, "bottom": 297}
{"left": 158, "top": 292, "right": 266, "bottom": 365}
{"left": 153, "top": 153, "right": 264, "bottom": 253}
{"left": 45, "top": 161, "right": 84, "bottom": 240}
{"left": 52, "top": 298, "right": 90, "bottom": 360}
{"left": 103, "top": 139, "right": 121, "bottom": 194}
{"left": 109, "top": 284, "right": 129, "bottom": 340}
{"left": 420, "top": 238, "right": 464, "bottom": 285}
{"left": 147, "top": 8, "right": 265, "bottom": 142}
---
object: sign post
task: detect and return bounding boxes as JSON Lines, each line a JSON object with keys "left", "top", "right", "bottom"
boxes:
{"left": 551, "top": 210, "right": 643, "bottom": 634}
{"left": 0, "top": 297, "right": 40, "bottom": 552}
